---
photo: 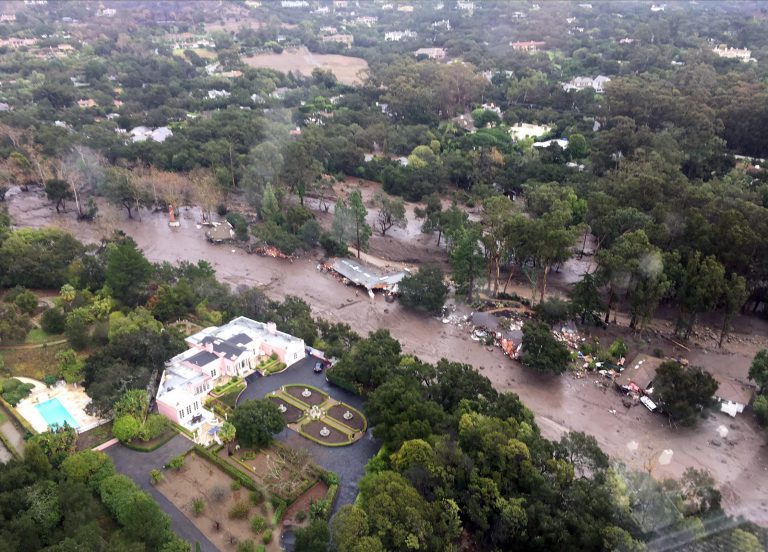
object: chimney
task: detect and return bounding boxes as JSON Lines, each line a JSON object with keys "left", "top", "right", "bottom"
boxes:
{"left": 267, "top": 322, "right": 277, "bottom": 335}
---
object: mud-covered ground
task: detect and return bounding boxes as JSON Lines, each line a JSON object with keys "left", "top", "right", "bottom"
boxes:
{"left": 7, "top": 185, "right": 768, "bottom": 525}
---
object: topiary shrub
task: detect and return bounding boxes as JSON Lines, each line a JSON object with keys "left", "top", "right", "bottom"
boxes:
{"left": 261, "top": 529, "right": 272, "bottom": 544}
{"left": 249, "top": 489, "right": 264, "bottom": 505}
{"left": 192, "top": 497, "right": 206, "bottom": 516}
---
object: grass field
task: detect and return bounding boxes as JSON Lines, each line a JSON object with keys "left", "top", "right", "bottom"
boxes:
{"left": 172, "top": 47, "right": 216, "bottom": 59}
{"left": 242, "top": 46, "right": 368, "bottom": 85}
{"left": 24, "top": 328, "right": 63, "bottom": 344}
{"left": 0, "top": 342, "right": 69, "bottom": 380}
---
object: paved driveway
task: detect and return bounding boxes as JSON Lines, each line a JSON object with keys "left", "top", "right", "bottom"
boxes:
{"left": 240, "top": 356, "right": 380, "bottom": 512}
{"left": 105, "top": 435, "right": 218, "bottom": 552}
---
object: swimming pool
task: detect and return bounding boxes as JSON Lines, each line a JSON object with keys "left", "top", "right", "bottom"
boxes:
{"left": 35, "top": 398, "right": 80, "bottom": 430}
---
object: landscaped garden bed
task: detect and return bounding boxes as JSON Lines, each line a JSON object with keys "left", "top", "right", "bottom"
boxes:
{"left": 268, "top": 396, "right": 303, "bottom": 424}
{"left": 76, "top": 420, "right": 113, "bottom": 450}
{"left": 326, "top": 404, "right": 366, "bottom": 432}
{"left": 284, "top": 384, "right": 328, "bottom": 407}
{"left": 156, "top": 450, "right": 281, "bottom": 551}
{"left": 221, "top": 443, "right": 323, "bottom": 506}
{"left": 300, "top": 420, "right": 350, "bottom": 445}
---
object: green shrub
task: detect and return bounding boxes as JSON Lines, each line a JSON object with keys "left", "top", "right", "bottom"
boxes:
{"left": 192, "top": 497, "right": 206, "bottom": 516}
{"left": 653, "top": 348, "right": 665, "bottom": 358}
{"left": 41, "top": 307, "right": 67, "bottom": 334}
{"left": 295, "top": 510, "right": 307, "bottom": 522}
{"left": 167, "top": 454, "right": 185, "bottom": 471}
{"left": 150, "top": 469, "right": 162, "bottom": 485}
{"left": 250, "top": 515, "right": 267, "bottom": 534}
{"left": 236, "top": 540, "right": 255, "bottom": 552}
{"left": 113, "top": 415, "right": 141, "bottom": 443}
{"left": 229, "top": 499, "right": 250, "bottom": 520}
{"left": 249, "top": 489, "right": 264, "bottom": 505}
{"left": 261, "top": 529, "right": 272, "bottom": 544}
{"left": 754, "top": 394, "right": 768, "bottom": 426}
{"left": 309, "top": 498, "right": 328, "bottom": 520}
{"left": 320, "top": 471, "right": 339, "bottom": 486}
{"left": 230, "top": 480, "right": 241, "bottom": 491}
{"left": 43, "top": 375, "right": 57, "bottom": 387}
{"left": 139, "top": 414, "right": 169, "bottom": 441}
{"left": 0, "top": 378, "right": 35, "bottom": 406}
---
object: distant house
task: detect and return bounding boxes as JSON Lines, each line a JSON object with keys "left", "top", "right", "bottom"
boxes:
{"left": 456, "top": 1, "right": 474, "bottom": 12}
{"left": 510, "top": 40, "right": 546, "bottom": 52}
{"left": 77, "top": 99, "right": 97, "bottom": 108}
{"left": 330, "top": 258, "right": 410, "bottom": 292}
{"left": 0, "top": 38, "right": 37, "bottom": 48}
{"left": 156, "top": 317, "right": 306, "bottom": 439}
{"left": 385, "top": 30, "right": 417, "bottom": 41}
{"left": 207, "top": 89, "right": 231, "bottom": 99}
{"left": 650, "top": 4, "right": 665, "bottom": 11}
{"left": 614, "top": 354, "right": 662, "bottom": 395}
{"left": 619, "top": 37, "right": 635, "bottom": 44}
{"left": 322, "top": 34, "right": 354, "bottom": 48}
{"left": 96, "top": 7, "right": 116, "bottom": 17}
{"left": 354, "top": 16, "right": 378, "bottom": 26}
{"left": 281, "top": 0, "right": 309, "bottom": 7}
{"left": 0, "top": 102, "right": 11, "bottom": 112}
{"left": 562, "top": 75, "right": 611, "bottom": 93}
{"left": 533, "top": 138, "right": 569, "bottom": 149}
{"left": 0, "top": 13, "right": 16, "bottom": 23}
{"left": 398, "top": 5, "right": 414, "bottom": 12}
{"left": 432, "top": 19, "right": 451, "bottom": 30}
{"left": 414, "top": 47, "right": 446, "bottom": 59}
{"left": 509, "top": 122, "right": 551, "bottom": 141}
{"left": 712, "top": 46, "right": 754, "bottom": 62}
{"left": 129, "top": 126, "right": 173, "bottom": 143}
{"left": 334, "top": 0, "right": 348, "bottom": 7}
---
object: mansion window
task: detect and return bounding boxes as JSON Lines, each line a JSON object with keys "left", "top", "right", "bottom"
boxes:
{"left": 178, "top": 409, "right": 184, "bottom": 419}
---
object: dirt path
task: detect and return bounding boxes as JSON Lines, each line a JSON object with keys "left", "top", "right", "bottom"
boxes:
{"left": 7, "top": 188, "right": 768, "bottom": 525}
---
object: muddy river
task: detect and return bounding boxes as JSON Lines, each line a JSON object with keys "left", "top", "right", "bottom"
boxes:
{"left": 6, "top": 187, "right": 768, "bottom": 526}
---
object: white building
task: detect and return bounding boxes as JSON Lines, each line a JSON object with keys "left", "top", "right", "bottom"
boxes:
{"left": 712, "top": 46, "right": 754, "bottom": 62}
{"left": 562, "top": 75, "right": 611, "bottom": 93}
{"left": 456, "top": 1, "right": 474, "bottom": 12}
{"left": 385, "top": 30, "right": 417, "bottom": 41}
{"left": 207, "top": 89, "right": 231, "bottom": 99}
{"left": 129, "top": 126, "right": 173, "bottom": 143}
{"left": 156, "top": 317, "right": 306, "bottom": 437}
{"left": 432, "top": 19, "right": 451, "bottom": 30}
{"left": 533, "top": 138, "right": 569, "bottom": 149}
{"left": 509, "top": 122, "right": 551, "bottom": 141}
{"left": 414, "top": 47, "right": 446, "bottom": 59}
{"left": 281, "top": 0, "right": 309, "bottom": 7}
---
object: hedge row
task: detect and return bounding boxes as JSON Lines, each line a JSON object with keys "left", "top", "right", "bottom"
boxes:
{"left": 322, "top": 484, "right": 339, "bottom": 519}
{"left": 191, "top": 445, "right": 259, "bottom": 491}
{"left": 325, "top": 372, "right": 359, "bottom": 395}
{"left": 121, "top": 428, "right": 177, "bottom": 453}
{"left": 0, "top": 427, "right": 20, "bottom": 459}
{"left": 0, "top": 396, "right": 37, "bottom": 437}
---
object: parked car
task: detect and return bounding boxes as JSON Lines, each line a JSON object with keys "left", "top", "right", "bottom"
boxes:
{"left": 313, "top": 361, "right": 324, "bottom": 373}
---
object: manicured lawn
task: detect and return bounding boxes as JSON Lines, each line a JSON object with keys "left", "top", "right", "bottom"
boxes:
{"left": 24, "top": 328, "right": 63, "bottom": 345}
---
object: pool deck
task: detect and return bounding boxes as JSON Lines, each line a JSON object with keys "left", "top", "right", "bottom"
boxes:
{"left": 15, "top": 377, "right": 106, "bottom": 433}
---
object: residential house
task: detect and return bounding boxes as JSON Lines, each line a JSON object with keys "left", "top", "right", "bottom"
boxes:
{"left": 562, "top": 75, "right": 611, "bottom": 93}
{"left": 129, "top": 126, "right": 173, "bottom": 143}
{"left": 334, "top": 0, "right": 348, "bottom": 7}
{"left": 0, "top": 38, "right": 37, "bottom": 48}
{"left": 650, "top": 4, "right": 665, "bottom": 11}
{"left": 0, "top": 102, "right": 11, "bottom": 112}
{"left": 0, "top": 14, "right": 16, "bottom": 23}
{"left": 207, "top": 89, "right": 231, "bottom": 99}
{"left": 315, "top": 5, "right": 330, "bottom": 14}
{"left": 354, "top": 16, "right": 378, "bottom": 26}
{"left": 614, "top": 354, "right": 662, "bottom": 395}
{"left": 509, "top": 122, "right": 551, "bottom": 141}
{"left": 385, "top": 30, "right": 417, "bottom": 41}
{"left": 432, "top": 19, "right": 451, "bottom": 30}
{"left": 77, "top": 99, "right": 97, "bottom": 108}
{"left": 322, "top": 34, "right": 354, "bottom": 48}
{"left": 205, "top": 221, "right": 235, "bottom": 243}
{"left": 619, "top": 37, "right": 635, "bottom": 44}
{"left": 155, "top": 317, "right": 306, "bottom": 433}
{"left": 713, "top": 374, "right": 754, "bottom": 417}
{"left": 414, "top": 47, "right": 446, "bottom": 59}
{"left": 712, "top": 46, "right": 753, "bottom": 62}
{"left": 96, "top": 7, "right": 116, "bottom": 17}
{"left": 510, "top": 40, "right": 546, "bottom": 52}
{"left": 398, "top": 5, "right": 415, "bottom": 12}
{"left": 281, "top": 0, "right": 309, "bottom": 7}
{"left": 320, "top": 26, "right": 338, "bottom": 34}
{"left": 456, "top": 1, "right": 474, "bottom": 12}
{"left": 533, "top": 138, "right": 569, "bottom": 149}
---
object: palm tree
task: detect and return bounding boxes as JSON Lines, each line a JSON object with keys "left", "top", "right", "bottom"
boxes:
{"left": 219, "top": 422, "right": 236, "bottom": 456}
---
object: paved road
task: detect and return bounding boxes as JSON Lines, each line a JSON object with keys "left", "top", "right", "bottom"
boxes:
{"left": 105, "top": 435, "right": 218, "bottom": 552}
{"left": 240, "top": 356, "right": 381, "bottom": 512}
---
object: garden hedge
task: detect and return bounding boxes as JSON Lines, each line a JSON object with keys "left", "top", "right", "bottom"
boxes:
{"left": 192, "top": 445, "right": 259, "bottom": 491}
{"left": 0, "top": 396, "right": 37, "bottom": 436}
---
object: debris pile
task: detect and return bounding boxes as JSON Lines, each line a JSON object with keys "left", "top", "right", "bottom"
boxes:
{"left": 253, "top": 246, "right": 292, "bottom": 260}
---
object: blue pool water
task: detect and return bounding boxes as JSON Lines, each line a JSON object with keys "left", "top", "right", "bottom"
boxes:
{"left": 36, "top": 398, "right": 80, "bottom": 430}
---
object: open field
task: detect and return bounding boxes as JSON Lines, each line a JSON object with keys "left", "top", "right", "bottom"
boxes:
{"left": 242, "top": 46, "right": 368, "bottom": 85}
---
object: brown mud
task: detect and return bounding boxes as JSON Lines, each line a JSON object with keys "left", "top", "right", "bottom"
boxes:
{"left": 7, "top": 186, "right": 768, "bottom": 525}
